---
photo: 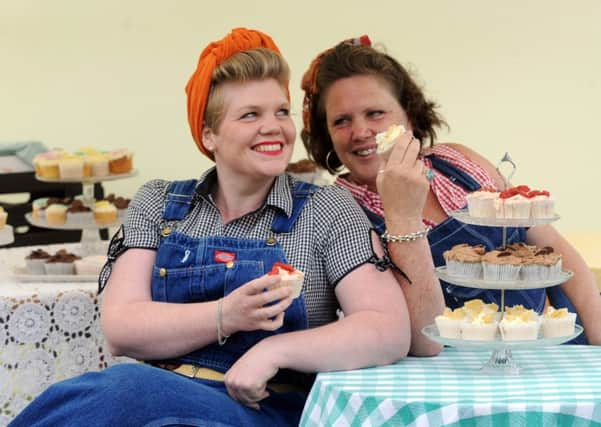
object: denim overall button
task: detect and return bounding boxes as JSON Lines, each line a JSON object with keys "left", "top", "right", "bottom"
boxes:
{"left": 225, "top": 261, "right": 234, "bottom": 269}
{"left": 266, "top": 237, "right": 277, "bottom": 246}
{"left": 159, "top": 268, "right": 167, "bottom": 277}
{"left": 161, "top": 227, "right": 172, "bottom": 237}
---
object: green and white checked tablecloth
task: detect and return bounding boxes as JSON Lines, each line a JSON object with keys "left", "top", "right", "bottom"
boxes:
{"left": 300, "top": 346, "right": 601, "bottom": 427}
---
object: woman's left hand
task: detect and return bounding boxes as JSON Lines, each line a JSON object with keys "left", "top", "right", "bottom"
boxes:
{"left": 224, "top": 341, "right": 279, "bottom": 409}
{"left": 376, "top": 130, "right": 429, "bottom": 224}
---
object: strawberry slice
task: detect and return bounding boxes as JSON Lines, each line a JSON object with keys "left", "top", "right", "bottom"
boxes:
{"left": 268, "top": 262, "right": 295, "bottom": 275}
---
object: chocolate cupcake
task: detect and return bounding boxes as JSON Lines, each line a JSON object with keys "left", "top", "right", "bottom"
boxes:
{"left": 25, "top": 249, "right": 52, "bottom": 275}
{"left": 66, "top": 200, "right": 93, "bottom": 225}
{"left": 44, "top": 249, "right": 81, "bottom": 275}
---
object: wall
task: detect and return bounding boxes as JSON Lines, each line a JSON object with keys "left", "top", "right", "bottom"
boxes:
{"left": 2, "top": 0, "right": 600, "bottom": 234}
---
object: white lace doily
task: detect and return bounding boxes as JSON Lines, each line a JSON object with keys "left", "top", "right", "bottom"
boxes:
{"left": 0, "top": 249, "right": 131, "bottom": 427}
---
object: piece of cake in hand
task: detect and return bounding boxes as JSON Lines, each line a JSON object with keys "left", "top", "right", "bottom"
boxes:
{"left": 499, "top": 306, "right": 540, "bottom": 341}
{"left": 435, "top": 307, "right": 465, "bottom": 339}
{"left": 541, "top": 306, "right": 577, "bottom": 338}
{"left": 268, "top": 262, "right": 304, "bottom": 298}
{"left": 375, "top": 124, "right": 406, "bottom": 155}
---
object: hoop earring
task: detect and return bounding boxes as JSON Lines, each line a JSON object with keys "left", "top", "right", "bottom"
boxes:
{"left": 325, "top": 150, "right": 337, "bottom": 172}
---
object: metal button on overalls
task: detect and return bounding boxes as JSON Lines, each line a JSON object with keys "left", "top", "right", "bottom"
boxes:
{"left": 161, "top": 227, "right": 172, "bottom": 237}
{"left": 266, "top": 237, "right": 276, "bottom": 246}
{"left": 159, "top": 268, "right": 167, "bottom": 277}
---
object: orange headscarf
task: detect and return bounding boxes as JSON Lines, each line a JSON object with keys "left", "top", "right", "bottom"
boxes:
{"left": 185, "top": 28, "right": 281, "bottom": 160}
{"left": 301, "top": 35, "right": 371, "bottom": 134}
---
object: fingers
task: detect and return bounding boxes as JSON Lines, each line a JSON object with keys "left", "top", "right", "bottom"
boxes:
{"left": 226, "top": 384, "right": 270, "bottom": 410}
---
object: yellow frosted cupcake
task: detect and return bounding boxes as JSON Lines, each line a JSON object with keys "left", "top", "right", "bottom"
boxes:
{"left": 461, "top": 312, "right": 498, "bottom": 341}
{"left": 435, "top": 307, "right": 465, "bottom": 339}
{"left": 0, "top": 206, "right": 7, "bottom": 229}
{"left": 499, "top": 306, "right": 540, "bottom": 341}
{"left": 94, "top": 201, "right": 118, "bottom": 225}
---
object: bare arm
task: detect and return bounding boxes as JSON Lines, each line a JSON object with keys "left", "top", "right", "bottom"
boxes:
{"left": 224, "top": 254, "right": 411, "bottom": 406}
{"left": 377, "top": 131, "right": 444, "bottom": 356}
{"left": 527, "top": 225, "right": 601, "bottom": 344}
{"left": 101, "top": 248, "right": 293, "bottom": 359}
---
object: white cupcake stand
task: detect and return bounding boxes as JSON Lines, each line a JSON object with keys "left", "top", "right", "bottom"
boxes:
{"left": 26, "top": 171, "right": 136, "bottom": 255}
{"left": 422, "top": 154, "right": 583, "bottom": 374}
{"left": 0, "top": 224, "right": 15, "bottom": 246}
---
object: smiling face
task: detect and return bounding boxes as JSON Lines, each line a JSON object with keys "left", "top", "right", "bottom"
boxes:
{"left": 202, "top": 78, "right": 295, "bottom": 182}
{"left": 324, "top": 74, "right": 412, "bottom": 191}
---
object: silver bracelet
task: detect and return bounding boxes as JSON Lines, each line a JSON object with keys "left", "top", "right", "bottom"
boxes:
{"left": 217, "top": 298, "right": 230, "bottom": 346}
{"left": 382, "top": 226, "right": 432, "bottom": 243}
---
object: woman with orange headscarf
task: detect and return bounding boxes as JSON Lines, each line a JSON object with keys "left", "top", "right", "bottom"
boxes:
{"left": 10, "top": 28, "right": 412, "bottom": 426}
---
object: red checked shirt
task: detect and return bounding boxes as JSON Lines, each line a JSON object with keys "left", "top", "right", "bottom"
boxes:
{"left": 335, "top": 144, "right": 497, "bottom": 228}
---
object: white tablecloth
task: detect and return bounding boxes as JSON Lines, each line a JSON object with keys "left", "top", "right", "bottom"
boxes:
{"left": 0, "top": 243, "right": 131, "bottom": 426}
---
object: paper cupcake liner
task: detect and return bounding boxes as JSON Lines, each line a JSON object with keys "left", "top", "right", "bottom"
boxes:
{"left": 66, "top": 212, "right": 95, "bottom": 226}
{"left": 520, "top": 260, "right": 562, "bottom": 281}
{"left": 499, "top": 321, "right": 540, "bottom": 341}
{"left": 435, "top": 317, "right": 462, "bottom": 339}
{"left": 504, "top": 203, "right": 531, "bottom": 219}
{"left": 467, "top": 199, "right": 496, "bottom": 218}
{"left": 44, "top": 262, "right": 76, "bottom": 275}
{"left": 542, "top": 313, "right": 576, "bottom": 338}
{"left": 482, "top": 262, "right": 521, "bottom": 281}
{"left": 445, "top": 260, "right": 482, "bottom": 279}
{"left": 460, "top": 322, "right": 498, "bottom": 340}
{"left": 531, "top": 200, "right": 555, "bottom": 218}
{"left": 25, "top": 259, "right": 48, "bottom": 275}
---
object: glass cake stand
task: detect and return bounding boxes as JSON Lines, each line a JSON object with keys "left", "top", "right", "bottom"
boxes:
{"left": 422, "top": 324, "right": 584, "bottom": 374}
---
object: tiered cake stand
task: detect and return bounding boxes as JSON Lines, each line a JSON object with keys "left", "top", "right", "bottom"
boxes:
{"left": 422, "top": 210, "right": 583, "bottom": 374}
{"left": 26, "top": 171, "right": 136, "bottom": 255}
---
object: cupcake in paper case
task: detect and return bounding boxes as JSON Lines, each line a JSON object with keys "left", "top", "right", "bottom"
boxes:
{"left": 74, "top": 255, "right": 107, "bottom": 276}
{"left": 499, "top": 306, "right": 540, "bottom": 341}
{"left": 32, "top": 197, "right": 50, "bottom": 220}
{"left": 94, "top": 201, "right": 118, "bottom": 225}
{"left": 465, "top": 188, "right": 498, "bottom": 218}
{"left": 500, "top": 194, "right": 531, "bottom": 219}
{"left": 267, "top": 262, "right": 304, "bottom": 299}
{"left": 435, "top": 307, "right": 465, "bottom": 339}
{"left": 482, "top": 249, "right": 522, "bottom": 281}
{"left": 58, "top": 156, "right": 85, "bottom": 179}
{"left": 108, "top": 149, "right": 134, "bottom": 174}
{"left": 460, "top": 312, "right": 498, "bottom": 341}
{"left": 504, "top": 242, "right": 537, "bottom": 259}
{"left": 0, "top": 206, "right": 6, "bottom": 229}
{"left": 542, "top": 306, "right": 577, "bottom": 338}
{"left": 462, "top": 299, "right": 500, "bottom": 321}
{"left": 66, "top": 200, "right": 94, "bottom": 226}
{"left": 443, "top": 243, "right": 485, "bottom": 279}
{"left": 520, "top": 246, "right": 562, "bottom": 281}
{"left": 528, "top": 190, "right": 555, "bottom": 219}
{"left": 104, "top": 194, "right": 131, "bottom": 219}
{"left": 45, "top": 203, "right": 68, "bottom": 226}
{"left": 44, "top": 249, "right": 81, "bottom": 275}
{"left": 25, "top": 249, "right": 52, "bottom": 274}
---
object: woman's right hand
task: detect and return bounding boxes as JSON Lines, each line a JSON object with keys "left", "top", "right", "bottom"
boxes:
{"left": 376, "top": 130, "right": 430, "bottom": 225}
{"left": 220, "top": 274, "right": 294, "bottom": 337}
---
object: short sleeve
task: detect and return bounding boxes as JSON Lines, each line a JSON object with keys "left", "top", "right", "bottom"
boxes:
{"left": 312, "top": 186, "right": 374, "bottom": 286}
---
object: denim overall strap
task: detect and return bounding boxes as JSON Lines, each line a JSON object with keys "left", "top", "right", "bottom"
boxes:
{"left": 271, "top": 181, "right": 318, "bottom": 233}
{"left": 426, "top": 154, "right": 482, "bottom": 192}
{"left": 162, "top": 179, "right": 198, "bottom": 221}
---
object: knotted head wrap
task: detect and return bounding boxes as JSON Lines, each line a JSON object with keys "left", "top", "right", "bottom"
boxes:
{"left": 185, "top": 28, "right": 281, "bottom": 160}
{"left": 300, "top": 35, "right": 371, "bottom": 134}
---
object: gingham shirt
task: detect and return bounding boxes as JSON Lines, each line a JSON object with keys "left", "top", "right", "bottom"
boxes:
{"left": 101, "top": 168, "right": 375, "bottom": 327}
{"left": 336, "top": 144, "right": 497, "bottom": 228}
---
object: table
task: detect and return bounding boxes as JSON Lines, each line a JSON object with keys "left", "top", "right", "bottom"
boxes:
{"left": 0, "top": 244, "right": 130, "bottom": 426}
{"left": 300, "top": 346, "right": 601, "bottom": 427}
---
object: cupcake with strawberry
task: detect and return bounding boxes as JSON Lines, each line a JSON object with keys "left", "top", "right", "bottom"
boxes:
{"left": 268, "top": 262, "right": 304, "bottom": 298}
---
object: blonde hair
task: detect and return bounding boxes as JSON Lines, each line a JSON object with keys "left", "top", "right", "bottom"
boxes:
{"left": 204, "top": 48, "right": 290, "bottom": 132}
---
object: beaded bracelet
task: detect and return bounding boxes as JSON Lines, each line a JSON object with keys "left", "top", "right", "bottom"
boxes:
{"left": 382, "top": 226, "right": 432, "bottom": 243}
{"left": 217, "top": 298, "right": 230, "bottom": 346}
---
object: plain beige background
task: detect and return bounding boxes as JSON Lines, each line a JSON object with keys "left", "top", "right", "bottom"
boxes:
{"left": 2, "top": 1, "right": 600, "bottom": 251}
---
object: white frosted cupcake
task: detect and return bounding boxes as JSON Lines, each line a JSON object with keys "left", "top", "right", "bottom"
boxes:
{"left": 435, "top": 307, "right": 465, "bottom": 339}
{"left": 482, "top": 249, "right": 522, "bottom": 281}
{"left": 443, "top": 244, "right": 485, "bottom": 279}
{"left": 499, "top": 307, "right": 540, "bottom": 341}
{"left": 530, "top": 193, "right": 555, "bottom": 219}
{"left": 466, "top": 189, "right": 498, "bottom": 218}
{"left": 463, "top": 299, "right": 500, "bottom": 321}
{"left": 461, "top": 312, "right": 498, "bottom": 341}
{"left": 501, "top": 194, "right": 531, "bottom": 219}
{"left": 542, "top": 307, "right": 577, "bottom": 338}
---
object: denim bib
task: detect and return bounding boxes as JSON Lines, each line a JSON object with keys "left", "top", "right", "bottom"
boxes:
{"left": 150, "top": 179, "right": 319, "bottom": 375}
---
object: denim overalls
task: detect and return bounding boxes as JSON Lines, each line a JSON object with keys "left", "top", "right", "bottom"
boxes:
{"left": 363, "top": 155, "right": 587, "bottom": 345}
{"left": 9, "top": 179, "right": 318, "bottom": 427}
